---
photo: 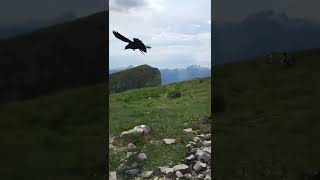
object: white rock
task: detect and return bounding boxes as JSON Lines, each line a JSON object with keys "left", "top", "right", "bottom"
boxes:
{"left": 204, "top": 169, "right": 211, "bottom": 177}
{"left": 163, "top": 138, "right": 176, "bottom": 145}
{"left": 153, "top": 177, "right": 159, "bottom": 180}
{"left": 202, "top": 147, "right": 211, "bottom": 154}
{"left": 121, "top": 125, "right": 151, "bottom": 137}
{"left": 173, "top": 164, "right": 189, "bottom": 174}
{"left": 190, "top": 148, "right": 198, "bottom": 154}
{"left": 204, "top": 174, "right": 211, "bottom": 180}
{"left": 125, "top": 169, "right": 139, "bottom": 176}
{"left": 137, "top": 153, "right": 148, "bottom": 161}
{"left": 116, "top": 163, "right": 126, "bottom": 173}
{"left": 165, "top": 168, "right": 175, "bottom": 176}
{"left": 130, "top": 162, "right": 139, "bottom": 169}
{"left": 159, "top": 166, "right": 169, "bottom": 174}
{"left": 142, "top": 171, "right": 153, "bottom": 179}
{"left": 205, "top": 134, "right": 211, "bottom": 140}
{"left": 188, "top": 141, "right": 197, "bottom": 146}
{"left": 184, "top": 173, "right": 192, "bottom": 180}
{"left": 193, "top": 161, "right": 207, "bottom": 172}
{"left": 203, "top": 140, "right": 211, "bottom": 147}
{"left": 126, "top": 152, "right": 134, "bottom": 158}
{"left": 193, "top": 136, "right": 201, "bottom": 143}
{"left": 195, "top": 150, "right": 211, "bottom": 162}
{"left": 183, "top": 128, "right": 193, "bottom": 133}
{"left": 109, "top": 144, "right": 115, "bottom": 150}
{"left": 185, "top": 154, "right": 195, "bottom": 161}
{"left": 109, "top": 171, "right": 117, "bottom": 180}
{"left": 175, "top": 171, "right": 184, "bottom": 178}
{"left": 197, "top": 134, "right": 206, "bottom": 139}
{"left": 198, "top": 174, "right": 205, "bottom": 179}
{"left": 127, "top": 143, "right": 137, "bottom": 152}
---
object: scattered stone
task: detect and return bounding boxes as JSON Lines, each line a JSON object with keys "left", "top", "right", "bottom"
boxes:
{"left": 163, "top": 138, "right": 176, "bottom": 145}
{"left": 158, "top": 166, "right": 169, "bottom": 174}
{"left": 109, "top": 144, "right": 115, "bottom": 150}
{"left": 142, "top": 171, "right": 153, "bottom": 179}
{"left": 204, "top": 169, "right": 211, "bottom": 177}
{"left": 184, "top": 173, "right": 192, "bottom": 180}
{"left": 197, "top": 134, "right": 206, "bottom": 139}
{"left": 190, "top": 148, "right": 198, "bottom": 154}
{"left": 198, "top": 174, "right": 205, "bottom": 179}
{"left": 164, "top": 168, "right": 175, "bottom": 177}
{"left": 203, "top": 140, "right": 211, "bottom": 147}
{"left": 183, "top": 128, "right": 193, "bottom": 133}
{"left": 116, "top": 163, "right": 127, "bottom": 173}
{"left": 186, "top": 144, "right": 192, "bottom": 149}
{"left": 126, "top": 152, "right": 134, "bottom": 158}
{"left": 204, "top": 174, "right": 211, "bottom": 180}
{"left": 205, "top": 134, "right": 211, "bottom": 140}
{"left": 195, "top": 150, "right": 211, "bottom": 162}
{"left": 193, "top": 137, "right": 201, "bottom": 143}
{"left": 176, "top": 171, "right": 184, "bottom": 178}
{"left": 137, "top": 153, "right": 148, "bottom": 162}
{"left": 125, "top": 168, "right": 140, "bottom": 176}
{"left": 127, "top": 143, "right": 137, "bottom": 152}
{"left": 109, "top": 171, "right": 117, "bottom": 180}
{"left": 185, "top": 154, "right": 195, "bottom": 161}
{"left": 192, "top": 130, "right": 202, "bottom": 134}
{"left": 121, "top": 125, "right": 151, "bottom": 137}
{"left": 193, "top": 161, "right": 207, "bottom": 172}
{"left": 130, "top": 162, "right": 139, "bottom": 169}
{"left": 173, "top": 164, "right": 189, "bottom": 174}
{"left": 153, "top": 177, "right": 159, "bottom": 180}
{"left": 203, "top": 147, "right": 211, "bottom": 154}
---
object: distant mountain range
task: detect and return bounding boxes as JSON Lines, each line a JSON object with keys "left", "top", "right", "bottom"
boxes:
{"left": 110, "top": 65, "right": 211, "bottom": 85}
{"left": 213, "top": 10, "right": 320, "bottom": 64}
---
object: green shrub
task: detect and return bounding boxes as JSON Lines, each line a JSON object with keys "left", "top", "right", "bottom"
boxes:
{"left": 167, "top": 90, "right": 182, "bottom": 99}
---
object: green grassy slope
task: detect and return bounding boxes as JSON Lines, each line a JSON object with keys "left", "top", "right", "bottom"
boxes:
{"left": 109, "top": 65, "right": 161, "bottom": 94}
{"left": 213, "top": 49, "right": 320, "bottom": 180}
{"left": 109, "top": 77, "right": 211, "bottom": 171}
{"left": 0, "top": 84, "right": 107, "bottom": 180}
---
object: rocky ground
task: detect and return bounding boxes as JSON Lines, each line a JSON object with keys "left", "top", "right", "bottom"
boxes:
{"left": 109, "top": 126, "right": 212, "bottom": 180}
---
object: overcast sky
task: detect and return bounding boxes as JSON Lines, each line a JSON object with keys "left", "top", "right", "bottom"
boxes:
{"left": 0, "top": 0, "right": 106, "bottom": 27}
{"left": 109, "top": 0, "right": 211, "bottom": 69}
{"left": 214, "top": 0, "right": 320, "bottom": 23}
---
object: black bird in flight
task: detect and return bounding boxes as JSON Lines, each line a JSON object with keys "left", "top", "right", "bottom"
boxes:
{"left": 113, "top": 31, "right": 151, "bottom": 55}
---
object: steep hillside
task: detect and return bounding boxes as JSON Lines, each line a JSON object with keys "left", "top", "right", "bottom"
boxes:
{"left": 109, "top": 77, "right": 211, "bottom": 176}
{"left": 0, "top": 11, "right": 108, "bottom": 103}
{"left": 213, "top": 49, "right": 320, "bottom": 179}
{"left": 0, "top": 84, "right": 107, "bottom": 180}
{"left": 109, "top": 64, "right": 161, "bottom": 94}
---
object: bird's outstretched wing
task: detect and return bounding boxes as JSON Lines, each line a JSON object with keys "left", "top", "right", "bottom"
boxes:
{"left": 133, "top": 38, "right": 142, "bottom": 43}
{"left": 113, "top": 31, "right": 132, "bottom": 43}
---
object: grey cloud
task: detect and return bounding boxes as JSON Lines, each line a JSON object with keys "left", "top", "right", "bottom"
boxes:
{"left": 110, "top": 0, "right": 147, "bottom": 12}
